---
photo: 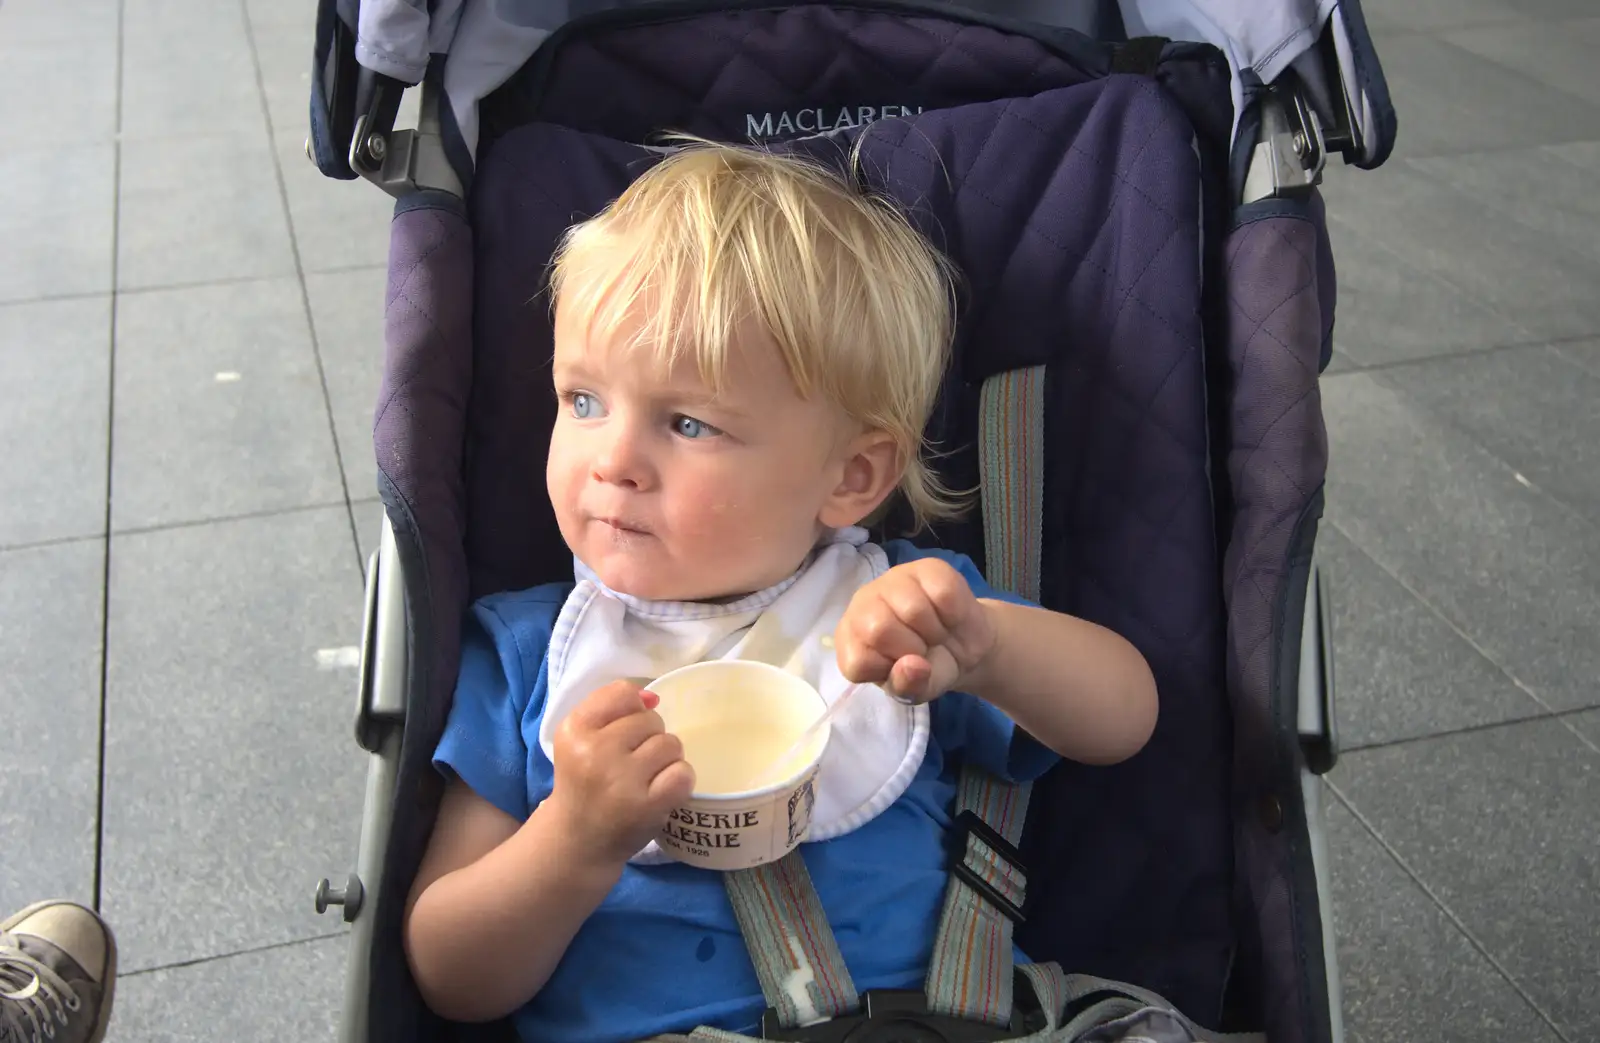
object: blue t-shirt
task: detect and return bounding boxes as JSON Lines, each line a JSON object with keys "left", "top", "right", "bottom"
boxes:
{"left": 433, "top": 542, "right": 1057, "bottom": 1043}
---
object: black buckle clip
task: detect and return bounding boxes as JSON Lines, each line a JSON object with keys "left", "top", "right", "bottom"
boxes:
{"left": 760, "top": 989, "right": 1042, "bottom": 1043}
{"left": 949, "top": 810, "right": 1027, "bottom": 925}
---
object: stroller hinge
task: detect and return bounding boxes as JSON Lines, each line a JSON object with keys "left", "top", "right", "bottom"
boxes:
{"left": 1241, "top": 83, "right": 1326, "bottom": 204}
{"left": 348, "top": 76, "right": 462, "bottom": 200}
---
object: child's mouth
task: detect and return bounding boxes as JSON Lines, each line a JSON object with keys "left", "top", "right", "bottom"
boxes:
{"left": 597, "top": 516, "right": 651, "bottom": 537}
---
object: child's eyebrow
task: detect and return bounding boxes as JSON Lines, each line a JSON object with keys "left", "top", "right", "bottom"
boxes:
{"left": 550, "top": 360, "right": 591, "bottom": 383}
{"left": 666, "top": 387, "right": 747, "bottom": 418}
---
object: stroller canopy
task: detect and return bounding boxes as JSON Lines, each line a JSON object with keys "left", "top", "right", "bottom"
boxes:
{"left": 331, "top": 0, "right": 1393, "bottom": 170}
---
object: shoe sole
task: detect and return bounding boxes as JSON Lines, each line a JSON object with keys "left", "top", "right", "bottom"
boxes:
{"left": 1, "top": 900, "right": 118, "bottom": 1043}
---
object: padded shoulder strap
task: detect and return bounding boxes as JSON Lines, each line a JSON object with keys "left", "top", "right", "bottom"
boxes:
{"left": 724, "top": 853, "right": 861, "bottom": 1029}
{"left": 978, "top": 366, "right": 1046, "bottom": 604}
{"left": 923, "top": 366, "right": 1049, "bottom": 1023}
{"left": 924, "top": 762, "right": 1033, "bottom": 1024}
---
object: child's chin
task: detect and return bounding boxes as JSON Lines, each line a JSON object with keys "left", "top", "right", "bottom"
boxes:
{"left": 596, "top": 566, "right": 737, "bottom": 604}
{"left": 583, "top": 545, "right": 771, "bottom": 603}
{"left": 588, "top": 560, "right": 682, "bottom": 601}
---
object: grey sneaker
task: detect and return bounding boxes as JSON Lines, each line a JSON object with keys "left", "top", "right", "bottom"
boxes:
{"left": 0, "top": 901, "right": 116, "bottom": 1043}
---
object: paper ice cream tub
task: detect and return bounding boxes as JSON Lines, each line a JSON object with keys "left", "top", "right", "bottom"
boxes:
{"left": 645, "top": 659, "right": 831, "bottom": 871}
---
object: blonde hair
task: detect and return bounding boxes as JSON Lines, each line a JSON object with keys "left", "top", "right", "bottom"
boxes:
{"left": 547, "top": 140, "right": 966, "bottom": 529}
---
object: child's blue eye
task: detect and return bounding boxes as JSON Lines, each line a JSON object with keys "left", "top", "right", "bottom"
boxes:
{"left": 673, "top": 415, "right": 717, "bottom": 439}
{"left": 571, "top": 393, "right": 601, "bottom": 419}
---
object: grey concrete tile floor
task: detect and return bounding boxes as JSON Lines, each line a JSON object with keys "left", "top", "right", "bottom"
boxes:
{"left": 0, "top": 0, "right": 1595, "bottom": 1040}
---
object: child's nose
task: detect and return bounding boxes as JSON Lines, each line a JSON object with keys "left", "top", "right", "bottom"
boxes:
{"left": 591, "top": 425, "right": 650, "bottom": 488}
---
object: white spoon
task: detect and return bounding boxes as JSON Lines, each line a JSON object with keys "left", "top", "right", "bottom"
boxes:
{"left": 747, "top": 682, "right": 874, "bottom": 789}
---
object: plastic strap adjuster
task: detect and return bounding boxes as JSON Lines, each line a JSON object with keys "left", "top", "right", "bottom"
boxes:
{"left": 950, "top": 809, "right": 1027, "bottom": 925}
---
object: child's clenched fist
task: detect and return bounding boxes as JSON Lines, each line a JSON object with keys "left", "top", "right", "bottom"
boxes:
{"left": 833, "top": 558, "right": 996, "bottom": 704}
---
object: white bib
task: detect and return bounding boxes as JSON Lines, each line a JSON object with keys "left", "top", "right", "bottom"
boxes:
{"left": 539, "top": 527, "right": 929, "bottom": 865}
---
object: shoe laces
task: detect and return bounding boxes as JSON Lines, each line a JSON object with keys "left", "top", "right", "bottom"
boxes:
{"left": 0, "top": 933, "right": 78, "bottom": 1043}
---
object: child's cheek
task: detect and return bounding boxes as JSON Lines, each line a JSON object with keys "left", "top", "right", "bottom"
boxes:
{"left": 674, "top": 494, "right": 739, "bottom": 541}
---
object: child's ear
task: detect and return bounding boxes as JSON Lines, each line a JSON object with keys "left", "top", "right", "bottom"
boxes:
{"left": 819, "top": 431, "right": 902, "bottom": 529}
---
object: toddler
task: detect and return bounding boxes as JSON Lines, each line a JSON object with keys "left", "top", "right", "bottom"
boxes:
{"left": 402, "top": 142, "right": 1158, "bottom": 1043}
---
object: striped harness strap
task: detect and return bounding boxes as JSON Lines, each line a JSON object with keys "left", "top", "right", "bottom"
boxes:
{"left": 719, "top": 366, "right": 1048, "bottom": 1035}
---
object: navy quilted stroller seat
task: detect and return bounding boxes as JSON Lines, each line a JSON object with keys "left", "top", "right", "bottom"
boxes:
{"left": 306, "top": 2, "right": 1395, "bottom": 1042}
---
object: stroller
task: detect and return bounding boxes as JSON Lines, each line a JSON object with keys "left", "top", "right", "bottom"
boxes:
{"left": 306, "top": 1, "right": 1395, "bottom": 1041}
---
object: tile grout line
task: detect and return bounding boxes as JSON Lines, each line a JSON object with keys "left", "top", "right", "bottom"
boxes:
{"left": 1319, "top": 191, "right": 1592, "bottom": 361}
{"left": 0, "top": 501, "right": 358, "bottom": 557}
{"left": 1326, "top": 353, "right": 1600, "bottom": 568}
{"left": 1549, "top": 340, "right": 1600, "bottom": 382}
{"left": 1340, "top": 704, "right": 1600, "bottom": 756}
{"left": 1326, "top": 784, "right": 1574, "bottom": 1043}
{"left": 1427, "top": 28, "right": 1600, "bottom": 121}
{"left": 0, "top": 263, "right": 391, "bottom": 310}
{"left": 1356, "top": 126, "right": 1600, "bottom": 164}
{"left": 240, "top": 0, "right": 366, "bottom": 581}
{"left": 1324, "top": 517, "right": 1566, "bottom": 720}
{"left": 1322, "top": 144, "right": 1600, "bottom": 343}
{"left": 1323, "top": 330, "right": 1600, "bottom": 378}
{"left": 1348, "top": 366, "right": 1600, "bottom": 543}
{"left": 1372, "top": 13, "right": 1600, "bottom": 40}
{"left": 121, "top": 930, "right": 350, "bottom": 979}
{"left": 0, "top": 532, "right": 108, "bottom": 556}
{"left": 111, "top": 500, "right": 354, "bottom": 540}
{"left": 1553, "top": 711, "right": 1600, "bottom": 757}
{"left": 92, "top": 0, "right": 128, "bottom": 916}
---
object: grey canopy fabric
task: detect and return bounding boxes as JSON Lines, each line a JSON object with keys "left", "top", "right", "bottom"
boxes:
{"left": 339, "top": 0, "right": 1389, "bottom": 167}
{"left": 346, "top": 0, "right": 465, "bottom": 81}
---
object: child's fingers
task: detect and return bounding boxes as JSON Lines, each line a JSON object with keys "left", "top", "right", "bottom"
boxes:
{"left": 571, "top": 679, "right": 652, "bottom": 731}
{"left": 835, "top": 638, "right": 897, "bottom": 686}
{"left": 847, "top": 597, "right": 928, "bottom": 663}
{"left": 598, "top": 704, "right": 667, "bottom": 752}
{"left": 890, "top": 646, "right": 961, "bottom": 703}
{"left": 910, "top": 560, "right": 979, "bottom": 634}
{"left": 631, "top": 731, "right": 687, "bottom": 781}
{"left": 924, "top": 645, "right": 962, "bottom": 698}
{"left": 889, "top": 655, "right": 933, "bottom": 702}
{"left": 880, "top": 582, "right": 953, "bottom": 648}
{"left": 647, "top": 759, "right": 697, "bottom": 807}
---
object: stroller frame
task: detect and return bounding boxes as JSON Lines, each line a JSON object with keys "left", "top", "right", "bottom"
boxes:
{"left": 307, "top": 3, "right": 1381, "bottom": 1039}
